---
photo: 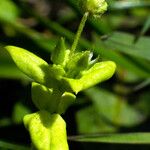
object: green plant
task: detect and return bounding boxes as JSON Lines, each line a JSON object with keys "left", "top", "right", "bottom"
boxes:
{"left": 4, "top": 0, "right": 116, "bottom": 149}
{"left": 1, "top": 0, "right": 150, "bottom": 149}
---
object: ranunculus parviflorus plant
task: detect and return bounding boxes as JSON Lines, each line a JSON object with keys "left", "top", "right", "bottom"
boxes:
{"left": 5, "top": 0, "right": 116, "bottom": 149}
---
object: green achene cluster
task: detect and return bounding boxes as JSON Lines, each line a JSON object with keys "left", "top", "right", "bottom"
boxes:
{"left": 79, "top": 0, "right": 108, "bottom": 17}
{"left": 4, "top": 0, "right": 116, "bottom": 149}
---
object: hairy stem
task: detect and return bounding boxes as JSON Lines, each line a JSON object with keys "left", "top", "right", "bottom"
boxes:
{"left": 71, "top": 12, "right": 89, "bottom": 53}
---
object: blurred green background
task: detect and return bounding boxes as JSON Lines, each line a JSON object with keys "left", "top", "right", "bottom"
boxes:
{"left": 0, "top": 0, "right": 150, "bottom": 149}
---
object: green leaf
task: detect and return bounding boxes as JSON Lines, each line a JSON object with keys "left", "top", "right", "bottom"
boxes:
{"left": 12, "top": 102, "right": 31, "bottom": 124}
{"left": 32, "top": 82, "right": 57, "bottom": 113}
{"left": 0, "top": 140, "right": 29, "bottom": 150}
{"left": 0, "top": 0, "right": 19, "bottom": 22}
{"left": 0, "top": 63, "right": 29, "bottom": 80}
{"left": 84, "top": 87, "right": 144, "bottom": 127}
{"left": 93, "top": 33, "right": 150, "bottom": 78}
{"left": 135, "top": 91, "right": 150, "bottom": 116}
{"left": 0, "top": 44, "right": 29, "bottom": 79}
{"left": 103, "top": 32, "right": 150, "bottom": 61}
{"left": 62, "top": 61, "right": 116, "bottom": 93}
{"left": 141, "top": 16, "right": 150, "bottom": 35}
{"left": 58, "top": 92, "right": 76, "bottom": 114}
{"left": 5, "top": 46, "right": 58, "bottom": 88}
{"left": 116, "top": 67, "right": 142, "bottom": 83}
{"left": 0, "top": 118, "right": 12, "bottom": 127}
{"left": 24, "top": 111, "right": 69, "bottom": 150}
{"left": 76, "top": 106, "right": 117, "bottom": 134}
{"left": 109, "top": 0, "right": 150, "bottom": 10}
{"left": 68, "top": 133, "right": 150, "bottom": 144}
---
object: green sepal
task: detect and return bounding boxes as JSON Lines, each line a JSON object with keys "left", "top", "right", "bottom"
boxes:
{"left": 62, "top": 61, "right": 116, "bottom": 93}
{"left": 58, "top": 92, "right": 76, "bottom": 114}
{"left": 65, "top": 51, "right": 91, "bottom": 78}
{"left": 5, "top": 46, "right": 59, "bottom": 88}
{"left": 88, "top": 55, "right": 99, "bottom": 68}
{"left": 51, "top": 37, "right": 70, "bottom": 67}
{"left": 23, "top": 111, "right": 69, "bottom": 150}
{"left": 49, "top": 64, "right": 66, "bottom": 80}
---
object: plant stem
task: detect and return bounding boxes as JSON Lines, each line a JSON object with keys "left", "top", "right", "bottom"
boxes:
{"left": 71, "top": 12, "right": 89, "bottom": 53}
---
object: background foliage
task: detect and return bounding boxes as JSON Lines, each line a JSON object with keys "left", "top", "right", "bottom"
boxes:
{"left": 0, "top": 0, "right": 150, "bottom": 149}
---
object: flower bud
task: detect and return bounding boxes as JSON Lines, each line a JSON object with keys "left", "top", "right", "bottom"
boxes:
{"left": 79, "top": 0, "right": 108, "bottom": 17}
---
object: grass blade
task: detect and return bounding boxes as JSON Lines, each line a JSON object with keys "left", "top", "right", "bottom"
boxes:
{"left": 0, "top": 140, "right": 30, "bottom": 150}
{"left": 68, "top": 133, "right": 150, "bottom": 144}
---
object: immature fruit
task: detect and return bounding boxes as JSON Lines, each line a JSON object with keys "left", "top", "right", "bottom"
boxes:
{"left": 79, "top": 0, "right": 108, "bottom": 17}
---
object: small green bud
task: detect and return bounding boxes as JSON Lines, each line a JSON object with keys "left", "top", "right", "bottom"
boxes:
{"left": 51, "top": 37, "right": 70, "bottom": 67}
{"left": 65, "top": 51, "right": 91, "bottom": 78}
{"left": 79, "top": 0, "right": 108, "bottom": 17}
